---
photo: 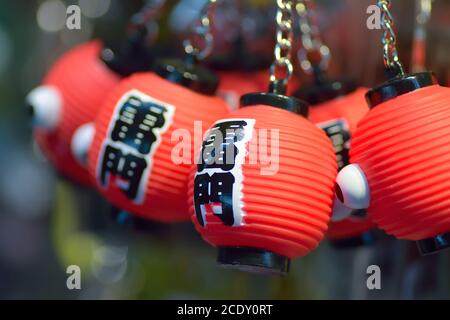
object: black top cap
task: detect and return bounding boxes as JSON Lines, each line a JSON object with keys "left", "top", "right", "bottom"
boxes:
{"left": 153, "top": 58, "right": 219, "bottom": 96}
{"left": 366, "top": 72, "right": 438, "bottom": 108}
{"left": 240, "top": 92, "right": 309, "bottom": 118}
{"left": 101, "top": 29, "right": 156, "bottom": 77}
{"left": 294, "top": 77, "right": 358, "bottom": 105}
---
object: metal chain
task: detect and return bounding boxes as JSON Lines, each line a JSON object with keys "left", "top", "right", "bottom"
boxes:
{"left": 183, "top": 0, "right": 217, "bottom": 61}
{"left": 296, "top": 0, "right": 330, "bottom": 75}
{"left": 378, "top": 0, "right": 405, "bottom": 77}
{"left": 269, "top": 0, "right": 295, "bottom": 90}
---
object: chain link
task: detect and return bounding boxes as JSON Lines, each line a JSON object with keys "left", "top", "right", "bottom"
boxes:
{"left": 378, "top": 0, "right": 405, "bottom": 77}
{"left": 183, "top": 0, "right": 217, "bottom": 61}
{"left": 296, "top": 0, "right": 330, "bottom": 75}
{"left": 269, "top": 0, "right": 295, "bottom": 89}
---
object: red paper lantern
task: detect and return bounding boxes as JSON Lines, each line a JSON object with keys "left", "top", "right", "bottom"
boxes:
{"left": 86, "top": 60, "right": 230, "bottom": 222}
{"left": 188, "top": 92, "right": 337, "bottom": 274}
{"left": 336, "top": 72, "right": 450, "bottom": 254}
{"left": 26, "top": 41, "right": 120, "bottom": 185}
{"left": 306, "top": 87, "right": 376, "bottom": 245}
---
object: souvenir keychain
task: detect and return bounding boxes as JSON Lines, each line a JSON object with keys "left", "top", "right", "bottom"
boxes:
{"left": 335, "top": 0, "right": 450, "bottom": 255}
{"left": 293, "top": 0, "right": 375, "bottom": 247}
{"left": 188, "top": 0, "right": 337, "bottom": 275}
{"left": 26, "top": 1, "right": 166, "bottom": 186}
{"left": 77, "top": 0, "right": 230, "bottom": 222}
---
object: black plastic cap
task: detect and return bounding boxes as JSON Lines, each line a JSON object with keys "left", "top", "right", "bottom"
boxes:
{"left": 100, "top": 29, "right": 156, "bottom": 77}
{"left": 153, "top": 58, "right": 219, "bottom": 96}
{"left": 218, "top": 247, "right": 290, "bottom": 276}
{"left": 330, "top": 231, "right": 375, "bottom": 249}
{"left": 240, "top": 92, "right": 309, "bottom": 118}
{"left": 417, "top": 232, "right": 450, "bottom": 255}
{"left": 294, "top": 77, "right": 358, "bottom": 105}
{"left": 366, "top": 72, "right": 438, "bottom": 108}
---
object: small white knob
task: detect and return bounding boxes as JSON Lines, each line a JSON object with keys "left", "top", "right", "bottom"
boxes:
{"left": 335, "top": 164, "right": 370, "bottom": 209}
{"left": 331, "top": 195, "right": 354, "bottom": 222}
{"left": 26, "top": 85, "right": 62, "bottom": 130}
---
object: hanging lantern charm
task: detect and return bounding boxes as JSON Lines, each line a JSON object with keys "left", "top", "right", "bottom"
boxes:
{"left": 292, "top": 0, "right": 375, "bottom": 246}
{"left": 336, "top": 0, "right": 450, "bottom": 255}
{"left": 27, "top": 2, "right": 166, "bottom": 186}
{"left": 188, "top": 0, "right": 337, "bottom": 275}
{"left": 81, "top": 0, "right": 230, "bottom": 222}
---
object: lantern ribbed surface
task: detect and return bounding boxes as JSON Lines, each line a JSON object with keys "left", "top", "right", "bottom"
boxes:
{"left": 350, "top": 84, "right": 450, "bottom": 240}
{"left": 309, "top": 87, "right": 369, "bottom": 132}
{"left": 89, "top": 72, "right": 230, "bottom": 222}
{"left": 35, "top": 40, "right": 120, "bottom": 185}
{"left": 188, "top": 106, "right": 337, "bottom": 258}
{"left": 308, "top": 88, "right": 375, "bottom": 240}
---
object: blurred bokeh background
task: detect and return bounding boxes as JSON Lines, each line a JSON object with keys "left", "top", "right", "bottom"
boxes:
{"left": 0, "top": 0, "right": 450, "bottom": 299}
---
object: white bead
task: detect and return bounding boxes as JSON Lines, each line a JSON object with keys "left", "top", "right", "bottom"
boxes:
{"left": 71, "top": 123, "right": 95, "bottom": 166}
{"left": 335, "top": 164, "right": 370, "bottom": 209}
{"left": 331, "top": 195, "right": 354, "bottom": 222}
{"left": 26, "top": 85, "right": 62, "bottom": 130}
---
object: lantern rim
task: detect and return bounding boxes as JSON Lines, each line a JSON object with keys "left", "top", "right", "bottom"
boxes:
{"left": 366, "top": 72, "right": 438, "bottom": 108}
{"left": 240, "top": 92, "right": 309, "bottom": 117}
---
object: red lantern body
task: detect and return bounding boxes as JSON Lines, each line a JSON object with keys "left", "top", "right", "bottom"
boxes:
{"left": 31, "top": 41, "right": 120, "bottom": 185}
{"left": 188, "top": 94, "right": 337, "bottom": 274}
{"left": 348, "top": 73, "right": 450, "bottom": 252}
{"left": 88, "top": 72, "right": 230, "bottom": 222}
{"left": 308, "top": 88, "right": 375, "bottom": 241}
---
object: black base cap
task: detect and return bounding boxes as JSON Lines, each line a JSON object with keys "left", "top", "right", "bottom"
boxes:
{"left": 417, "top": 232, "right": 450, "bottom": 255}
{"left": 366, "top": 72, "right": 438, "bottom": 108}
{"left": 153, "top": 58, "right": 218, "bottom": 96}
{"left": 218, "top": 247, "right": 290, "bottom": 276}
{"left": 294, "top": 77, "right": 357, "bottom": 105}
{"left": 240, "top": 92, "right": 309, "bottom": 118}
{"left": 330, "top": 231, "right": 376, "bottom": 249}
